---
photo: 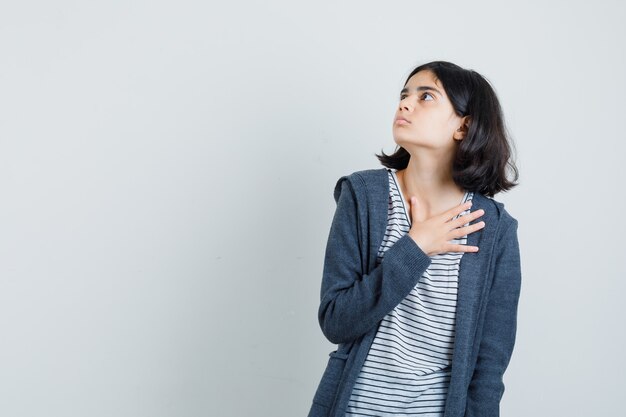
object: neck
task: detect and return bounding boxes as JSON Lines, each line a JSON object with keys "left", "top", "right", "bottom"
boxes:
{"left": 397, "top": 150, "right": 465, "bottom": 219}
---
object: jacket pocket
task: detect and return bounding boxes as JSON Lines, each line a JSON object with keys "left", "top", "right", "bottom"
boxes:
{"left": 311, "top": 350, "right": 350, "bottom": 409}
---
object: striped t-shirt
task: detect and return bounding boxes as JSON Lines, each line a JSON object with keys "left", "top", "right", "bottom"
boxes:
{"left": 345, "top": 168, "right": 474, "bottom": 417}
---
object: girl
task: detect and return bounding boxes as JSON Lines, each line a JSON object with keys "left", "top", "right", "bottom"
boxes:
{"left": 308, "top": 60, "right": 521, "bottom": 417}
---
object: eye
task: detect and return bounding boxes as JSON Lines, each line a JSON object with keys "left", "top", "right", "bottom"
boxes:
{"left": 399, "top": 93, "right": 435, "bottom": 101}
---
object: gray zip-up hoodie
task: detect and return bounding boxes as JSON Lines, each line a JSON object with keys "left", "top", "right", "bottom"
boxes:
{"left": 308, "top": 168, "right": 522, "bottom": 417}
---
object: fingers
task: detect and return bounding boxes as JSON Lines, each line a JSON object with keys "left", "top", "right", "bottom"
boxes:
{"left": 412, "top": 197, "right": 472, "bottom": 221}
{"left": 447, "top": 243, "right": 480, "bottom": 253}
{"left": 410, "top": 197, "right": 484, "bottom": 230}
{"left": 440, "top": 200, "right": 474, "bottom": 222}
{"left": 451, "top": 219, "right": 485, "bottom": 239}
{"left": 450, "top": 208, "right": 485, "bottom": 229}
{"left": 409, "top": 196, "right": 418, "bottom": 222}
{"left": 407, "top": 195, "right": 484, "bottom": 256}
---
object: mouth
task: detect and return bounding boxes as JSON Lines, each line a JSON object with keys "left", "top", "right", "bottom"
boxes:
{"left": 395, "top": 119, "right": 411, "bottom": 125}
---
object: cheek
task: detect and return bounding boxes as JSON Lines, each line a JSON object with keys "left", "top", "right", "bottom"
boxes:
{"left": 445, "top": 112, "right": 463, "bottom": 127}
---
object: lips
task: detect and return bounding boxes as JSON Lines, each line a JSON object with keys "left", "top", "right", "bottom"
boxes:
{"left": 395, "top": 116, "right": 411, "bottom": 124}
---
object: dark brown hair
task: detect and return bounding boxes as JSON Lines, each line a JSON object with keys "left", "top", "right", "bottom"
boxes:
{"left": 376, "top": 60, "right": 518, "bottom": 197}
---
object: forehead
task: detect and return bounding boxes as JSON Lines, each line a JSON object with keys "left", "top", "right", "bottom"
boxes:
{"left": 406, "top": 70, "right": 441, "bottom": 86}
{"left": 401, "top": 70, "right": 447, "bottom": 100}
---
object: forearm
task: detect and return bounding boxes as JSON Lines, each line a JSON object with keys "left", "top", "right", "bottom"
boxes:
{"left": 318, "top": 233, "right": 431, "bottom": 344}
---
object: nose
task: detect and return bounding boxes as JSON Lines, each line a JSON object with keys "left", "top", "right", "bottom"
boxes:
{"left": 398, "top": 95, "right": 414, "bottom": 112}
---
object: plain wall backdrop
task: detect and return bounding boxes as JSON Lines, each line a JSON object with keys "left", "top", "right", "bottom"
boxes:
{"left": 1, "top": 1, "right": 625, "bottom": 416}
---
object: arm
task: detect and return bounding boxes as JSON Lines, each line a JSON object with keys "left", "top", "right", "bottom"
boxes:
{"left": 465, "top": 218, "right": 522, "bottom": 416}
{"left": 318, "top": 179, "right": 432, "bottom": 345}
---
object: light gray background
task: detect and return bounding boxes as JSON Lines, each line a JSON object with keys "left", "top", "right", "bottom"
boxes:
{"left": 1, "top": 1, "right": 624, "bottom": 416}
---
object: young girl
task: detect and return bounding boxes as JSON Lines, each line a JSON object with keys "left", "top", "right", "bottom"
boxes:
{"left": 308, "top": 61, "right": 521, "bottom": 417}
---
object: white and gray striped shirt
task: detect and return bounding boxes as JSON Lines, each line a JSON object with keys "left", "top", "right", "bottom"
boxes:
{"left": 345, "top": 168, "right": 474, "bottom": 417}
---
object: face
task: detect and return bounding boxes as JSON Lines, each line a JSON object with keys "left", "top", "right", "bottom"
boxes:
{"left": 393, "top": 70, "right": 469, "bottom": 152}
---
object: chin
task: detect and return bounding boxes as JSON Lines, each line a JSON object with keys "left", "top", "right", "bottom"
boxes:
{"left": 393, "top": 135, "right": 417, "bottom": 148}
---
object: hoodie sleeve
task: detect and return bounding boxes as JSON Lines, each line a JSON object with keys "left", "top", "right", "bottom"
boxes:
{"left": 318, "top": 178, "right": 433, "bottom": 345}
{"left": 465, "top": 217, "right": 522, "bottom": 417}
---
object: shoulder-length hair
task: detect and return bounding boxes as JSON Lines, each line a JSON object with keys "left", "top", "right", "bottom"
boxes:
{"left": 376, "top": 60, "right": 519, "bottom": 197}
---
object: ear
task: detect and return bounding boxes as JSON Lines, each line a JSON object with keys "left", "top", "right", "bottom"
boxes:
{"left": 453, "top": 116, "right": 471, "bottom": 141}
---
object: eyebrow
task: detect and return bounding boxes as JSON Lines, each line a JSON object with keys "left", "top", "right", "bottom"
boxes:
{"left": 400, "top": 86, "right": 442, "bottom": 97}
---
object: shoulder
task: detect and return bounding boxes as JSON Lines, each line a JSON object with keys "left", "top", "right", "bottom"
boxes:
{"left": 473, "top": 192, "right": 519, "bottom": 239}
{"left": 333, "top": 167, "right": 389, "bottom": 203}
